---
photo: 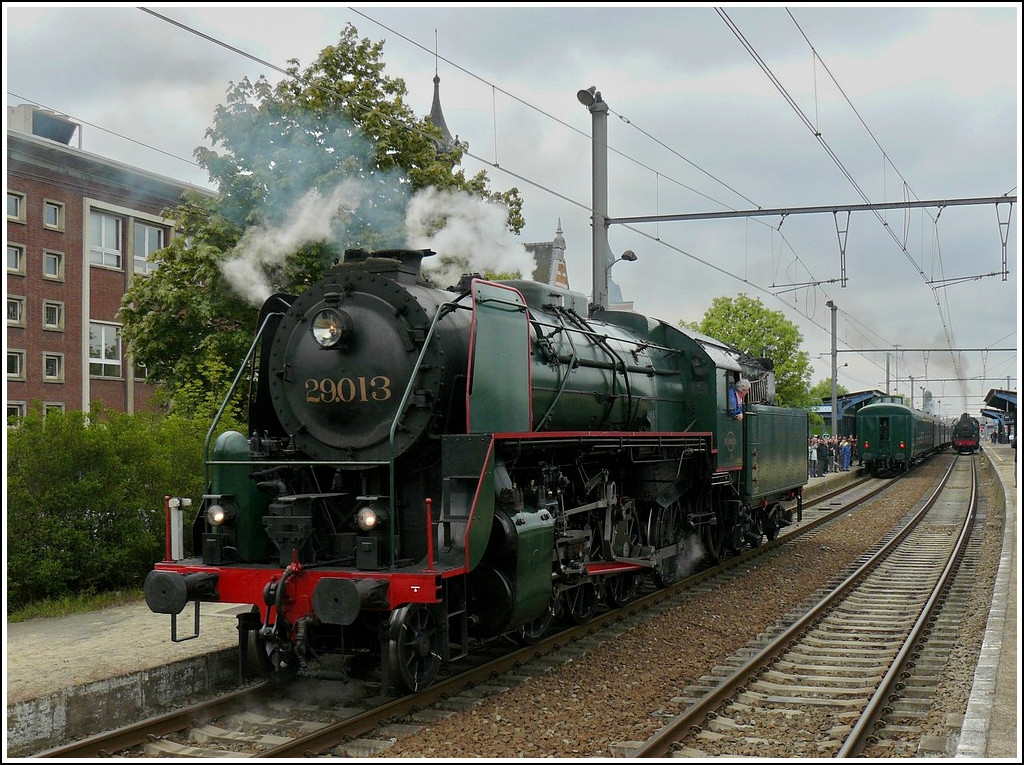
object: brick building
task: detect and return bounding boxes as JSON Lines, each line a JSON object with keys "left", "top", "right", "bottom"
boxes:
{"left": 6, "top": 104, "right": 212, "bottom": 419}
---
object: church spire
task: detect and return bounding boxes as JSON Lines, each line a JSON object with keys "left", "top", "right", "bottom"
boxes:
{"left": 429, "top": 31, "right": 458, "bottom": 154}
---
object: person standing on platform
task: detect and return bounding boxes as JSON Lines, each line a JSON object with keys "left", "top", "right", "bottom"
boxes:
{"left": 841, "top": 438, "right": 852, "bottom": 471}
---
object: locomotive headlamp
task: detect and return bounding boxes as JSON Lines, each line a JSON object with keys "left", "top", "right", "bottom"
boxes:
{"left": 355, "top": 505, "right": 389, "bottom": 531}
{"left": 207, "top": 502, "right": 237, "bottom": 527}
{"left": 311, "top": 308, "right": 351, "bottom": 349}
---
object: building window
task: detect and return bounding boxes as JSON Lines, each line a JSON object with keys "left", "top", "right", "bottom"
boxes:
{"left": 43, "top": 200, "right": 65, "bottom": 231}
{"left": 89, "top": 322, "right": 122, "bottom": 378}
{"left": 7, "top": 401, "right": 27, "bottom": 422}
{"left": 133, "top": 221, "right": 164, "bottom": 275}
{"left": 134, "top": 361, "right": 149, "bottom": 381}
{"left": 43, "top": 250, "right": 65, "bottom": 281}
{"left": 43, "top": 300, "right": 65, "bottom": 331}
{"left": 7, "top": 295, "right": 26, "bottom": 326}
{"left": 7, "top": 244, "right": 25, "bottom": 274}
{"left": 7, "top": 349, "right": 26, "bottom": 380}
{"left": 44, "top": 402, "right": 65, "bottom": 415}
{"left": 43, "top": 353, "right": 65, "bottom": 382}
{"left": 89, "top": 210, "right": 122, "bottom": 268}
{"left": 7, "top": 192, "right": 26, "bottom": 222}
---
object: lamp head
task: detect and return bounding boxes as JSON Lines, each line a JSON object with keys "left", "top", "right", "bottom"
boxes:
{"left": 577, "top": 86, "right": 599, "bottom": 106}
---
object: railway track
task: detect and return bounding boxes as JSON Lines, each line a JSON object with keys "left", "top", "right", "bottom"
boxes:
{"left": 35, "top": 469, "right": 939, "bottom": 759}
{"left": 632, "top": 455, "right": 979, "bottom": 758}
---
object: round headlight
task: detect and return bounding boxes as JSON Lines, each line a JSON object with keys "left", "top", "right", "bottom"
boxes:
{"left": 356, "top": 506, "right": 383, "bottom": 531}
{"left": 311, "top": 308, "right": 348, "bottom": 348}
{"left": 208, "top": 504, "right": 229, "bottom": 527}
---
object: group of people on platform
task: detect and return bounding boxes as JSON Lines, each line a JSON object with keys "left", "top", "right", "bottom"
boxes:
{"left": 808, "top": 435, "right": 855, "bottom": 477}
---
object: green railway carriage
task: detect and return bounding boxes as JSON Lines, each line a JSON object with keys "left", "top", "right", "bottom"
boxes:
{"left": 146, "top": 248, "right": 809, "bottom": 694}
{"left": 857, "top": 398, "right": 949, "bottom": 476}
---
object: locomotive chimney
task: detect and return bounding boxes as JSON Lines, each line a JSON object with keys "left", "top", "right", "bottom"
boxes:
{"left": 342, "top": 248, "right": 435, "bottom": 282}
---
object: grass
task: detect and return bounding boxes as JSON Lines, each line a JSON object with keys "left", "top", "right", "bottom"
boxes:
{"left": 7, "top": 589, "right": 144, "bottom": 623}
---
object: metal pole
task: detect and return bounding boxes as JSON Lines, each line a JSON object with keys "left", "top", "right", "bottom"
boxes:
{"left": 827, "top": 300, "right": 837, "bottom": 437}
{"left": 579, "top": 87, "right": 611, "bottom": 311}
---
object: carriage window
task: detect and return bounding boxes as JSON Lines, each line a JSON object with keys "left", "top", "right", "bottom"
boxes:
{"left": 879, "top": 418, "right": 889, "bottom": 440}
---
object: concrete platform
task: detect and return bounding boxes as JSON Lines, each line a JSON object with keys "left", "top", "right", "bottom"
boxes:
{"left": 4, "top": 601, "right": 246, "bottom": 756}
{"left": 955, "top": 442, "right": 1018, "bottom": 759}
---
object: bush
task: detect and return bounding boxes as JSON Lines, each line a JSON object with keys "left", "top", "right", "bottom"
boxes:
{"left": 6, "top": 402, "right": 221, "bottom": 611}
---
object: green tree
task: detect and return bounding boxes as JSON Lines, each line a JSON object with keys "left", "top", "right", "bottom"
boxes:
{"left": 682, "top": 294, "right": 813, "bottom": 407}
{"left": 809, "top": 377, "right": 850, "bottom": 402}
{"left": 808, "top": 378, "right": 851, "bottom": 436}
{"left": 122, "top": 23, "right": 523, "bottom": 412}
{"left": 5, "top": 404, "right": 212, "bottom": 610}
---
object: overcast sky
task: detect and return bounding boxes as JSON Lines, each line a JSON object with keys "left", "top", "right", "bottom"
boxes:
{"left": 4, "top": 3, "right": 1019, "bottom": 420}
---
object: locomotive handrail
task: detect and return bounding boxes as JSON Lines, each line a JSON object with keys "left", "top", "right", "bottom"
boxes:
{"left": 528, "top": 314, "right": 684, "bottom": 356}
{"left": 474, "top": 294, "right": 529, "bottom": 311}
{"left": 387, "top": 294, "right": 473, "bottom": 567}
{"left": 204, "top": 459, "right": 388, "bottom": 468}
{"left": 202, "top": 310, "right": 286, "bottom": 489}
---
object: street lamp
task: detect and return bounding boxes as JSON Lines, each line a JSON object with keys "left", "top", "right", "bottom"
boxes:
{"left": 604, "top": 250, "right": 638, "bottom": 310}
{"left": 578, "top": 85, "right": 612, "bottom": 312}
{"left": 607, "top": 249, "right": 637, "bottom": 274}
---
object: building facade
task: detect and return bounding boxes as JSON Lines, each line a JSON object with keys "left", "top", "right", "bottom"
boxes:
{"left": 6, "top": 104, "right": 210, "bottom": 419}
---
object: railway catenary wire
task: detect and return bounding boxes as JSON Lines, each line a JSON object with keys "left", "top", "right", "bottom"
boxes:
{"left": 633, "top": 454, "right": 978, "bottom": 758}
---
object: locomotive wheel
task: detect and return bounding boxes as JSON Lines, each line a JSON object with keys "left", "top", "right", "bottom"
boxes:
{"left": 563, "top": 582, "right": 599, "bottom": 624}
{"left": 701, "top": 515, "right": 726, "bottom": 564}
{"left": 388, "top": 604, "right": 443, "bottom": 693}
{"left": 244, "top": 608, "right": 300, "bottom": 684}
{"left": 763, "top": 506, "right": 781, "bottom": 542}
{"left": 605, "top": 571, "right": 640, "bottom": 607}
{"left": 514, "top": 600, "right": 557, "bottom": 645}
{"left": 652, "top": 502, "right": 684, "bottom": 588}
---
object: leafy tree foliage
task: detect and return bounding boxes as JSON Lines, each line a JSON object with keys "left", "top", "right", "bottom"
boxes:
{"left": 681, "top": 294, "right": 813, "bottom": 408}
{"left": 122, "top": 24, "right": 523, "bottom": 411}
{"left": 121, "top": 197, "right": 254, "bottom": 418}
{"left": 5, "top": 404, "right": 213, "bottom": 611}
{"left": 809, "top": 377, "right": 850, "bottom": 402}
{"left": 807, "top": 378, "right": 851, "bottom": 436}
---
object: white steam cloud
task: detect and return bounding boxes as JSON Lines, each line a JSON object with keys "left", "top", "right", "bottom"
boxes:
{"left": 220, "top": 181, "right": 368, "bottom": 305}
{"left": 221, "top": 183, "right": 536, "bottom": 305}
{"left": 405, "top": 187, "right": 536, "bottom": 289}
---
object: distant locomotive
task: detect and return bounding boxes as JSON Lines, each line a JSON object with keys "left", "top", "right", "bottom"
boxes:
{"left": 951, "top": 412, "right": 981, "bottom": 454}
{"left": 145, "top": 248, "right": 808, "bottom": 692}
{"left": 857, "top": 397, "right": 950, "bottom": 477}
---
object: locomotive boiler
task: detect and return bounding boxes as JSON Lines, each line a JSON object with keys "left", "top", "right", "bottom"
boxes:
{"left": 145, "top": 247, "right": 808, "bottom": 692}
